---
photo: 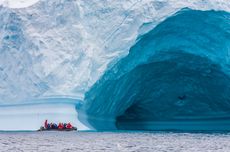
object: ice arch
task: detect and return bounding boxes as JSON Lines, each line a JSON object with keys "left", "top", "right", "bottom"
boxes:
{"left": 80, "top": 9, "right": 230, "bottom": 131}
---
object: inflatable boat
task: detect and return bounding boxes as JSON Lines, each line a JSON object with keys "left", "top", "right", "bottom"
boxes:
{"left": 38, "top": 126, "right": 77, "bottom": 131}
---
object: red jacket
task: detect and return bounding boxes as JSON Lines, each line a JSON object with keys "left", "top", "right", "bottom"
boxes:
{"left": 58, "top": 123, "right": 64, "bottom": 129}
{"left": 44, "top": 120, "right": 48, "bottom": 129}
{"left": 66, "top": 123, "right": 73, "bottom": 129}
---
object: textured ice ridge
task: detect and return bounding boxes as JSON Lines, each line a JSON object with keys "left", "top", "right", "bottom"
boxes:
{"left": 0, "top": 0, "right": 230, "bottom": 104}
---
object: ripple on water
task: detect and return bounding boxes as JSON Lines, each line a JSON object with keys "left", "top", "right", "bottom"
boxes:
{"left": 0, "top": 132, "right": 229, "bottom": 152}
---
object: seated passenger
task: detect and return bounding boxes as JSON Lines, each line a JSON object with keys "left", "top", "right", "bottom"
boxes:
{"left": 47, "top": 124, "right": 51, "bottom": 130}
{"left": 66, "top": 123, "right": 73, "bottom": 129}
{"left": 58, "top": 123, "right": 64, "bottom": 129}
{"left": 50, "top": 123, "right": 53, "bottom": 129}
{"left": 44, "top": 120, "right": 48, "bottom": 129}
{"left": 63, "top": 123, "right": 67, "bottom": 129}
{"left": 53, "top": 123, "right": 58, "bottom": 129}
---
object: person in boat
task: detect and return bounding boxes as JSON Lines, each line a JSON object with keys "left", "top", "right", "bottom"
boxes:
{"left": 63, "top": 123, "right": 66, "bottom": 129}
{"left": 53, "top": 123, "right": 58, "bottom": 129}
{"left": 58, "top": 123, "right": 64, "bottom": 130}
{"left": 44, "top": 120, "right": 48, "bottom": 129}
{"left": 50, "top": 123, "right": 54, "bottom": 129}
{"left": 44, "top": 119, "right": 51, "bottom": 129}
{"left": 64, "top": 123, "right": 67, "bottom": 129}
{"left": 47, "top": 123, "right": 51, "bottom": 129}
{"left": 66, "top": 122, "right": 73, "bottom": 129}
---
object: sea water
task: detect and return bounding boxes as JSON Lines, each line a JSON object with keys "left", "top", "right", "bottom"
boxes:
{"left": 0, "top": 131, "right": 229, "bottom": 152}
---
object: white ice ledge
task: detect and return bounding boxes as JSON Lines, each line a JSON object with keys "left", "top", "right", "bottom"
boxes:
{"left": 0, "top": 99, "right": 89, "bottom": 131}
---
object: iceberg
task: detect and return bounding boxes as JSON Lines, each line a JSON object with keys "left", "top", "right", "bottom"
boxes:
{"left": 0, "top": 0, "right": 230, "bottom": 131}
{"left": 0, "top": 0, "right": 230, "bottom": 104}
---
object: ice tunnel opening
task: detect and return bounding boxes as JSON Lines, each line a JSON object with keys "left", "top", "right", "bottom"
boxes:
{"left": 115, "top": 52, "right": 230, "bottom": 130}
{"left": 82, "top": 9, "right": 230, "bottom": 131}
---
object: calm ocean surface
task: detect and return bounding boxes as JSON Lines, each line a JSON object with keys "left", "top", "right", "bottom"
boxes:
{"left": 0, "top": 131, "right": 229, "bottom": 152}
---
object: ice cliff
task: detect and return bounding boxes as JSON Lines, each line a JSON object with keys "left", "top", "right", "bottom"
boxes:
{"left": 0, "top": 0, "right": 229, "bottom": 104}
{"left": 0, "top": 0, "right": 230, "bottom": 131}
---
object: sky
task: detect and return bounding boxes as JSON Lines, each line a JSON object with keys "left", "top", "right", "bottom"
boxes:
{"left": 0, "top": 0, "right": 39, "bottom": 8}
